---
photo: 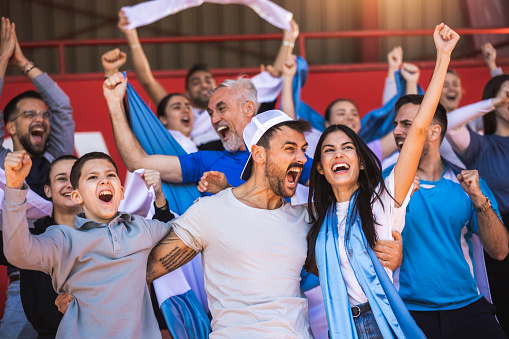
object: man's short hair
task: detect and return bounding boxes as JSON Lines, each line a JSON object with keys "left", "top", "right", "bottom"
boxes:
{"left": 70, "top": 152, "right": 118, "bottom": 189}
{"left": 4, "top": 90, "right": 44, "bottom": 124}
{"left": 395, "top": 94, "right": 448, "bottom": 141}
{"left": 215, "top": 77, "right": 258, "bottom": 111}
{"left": 45, "top": 154, "right": 79, "bottom": 186}
{"left": 257, "top": 119, "right": 312, "bottom": 150}
{"left": 185, "top": 63, "right": 212, "bottom": 91}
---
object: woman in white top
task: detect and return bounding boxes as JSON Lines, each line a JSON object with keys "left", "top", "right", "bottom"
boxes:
{"left": 304, "top": 24, "right": 459, "bottom": 339}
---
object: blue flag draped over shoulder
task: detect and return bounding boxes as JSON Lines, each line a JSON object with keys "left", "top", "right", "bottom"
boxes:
{"left": 125, "top": 81, "right": 210, "bottom": 338}
{"left": 290, "top": 56, "right": 325, "bottom": 132}
{"left": 359, "top": 70, "right": 424, "bottom": 143}
{"left": 125, "top": 82, "right": 204, "bottom": 215}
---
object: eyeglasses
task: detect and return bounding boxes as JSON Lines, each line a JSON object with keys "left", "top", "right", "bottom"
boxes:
{"left": 11, "top": 110, "right": 52, "bottom": 121}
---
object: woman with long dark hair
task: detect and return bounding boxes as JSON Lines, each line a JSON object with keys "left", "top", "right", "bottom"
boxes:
{"left": 304, "top": 24, "right": 459, "bottom": 338}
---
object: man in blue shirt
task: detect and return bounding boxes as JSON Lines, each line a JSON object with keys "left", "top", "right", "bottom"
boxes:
{"left": 106, "top": 74, "right": 311, "bottom": 189}
{"left": 386, "top": 94, "right": 508, "bottom": 338}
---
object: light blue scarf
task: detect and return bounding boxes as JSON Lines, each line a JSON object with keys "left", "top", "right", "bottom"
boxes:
{"left": 316, "top": 194, "right": 425, "bottom": 338}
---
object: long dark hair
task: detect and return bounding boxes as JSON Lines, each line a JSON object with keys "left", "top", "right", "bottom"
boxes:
{"left": 482, "top": 74, "right": 509, "bottom": 135}
{"left": 305, "top": 125, "right": 391, "bottom": 271}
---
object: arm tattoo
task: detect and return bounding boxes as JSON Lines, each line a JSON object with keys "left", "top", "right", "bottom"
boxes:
{"left": 147, "top": 229, "right": 197, "bottom": 283}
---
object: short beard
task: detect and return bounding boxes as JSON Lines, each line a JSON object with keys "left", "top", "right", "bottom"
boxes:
{"left": 265, "top": 158, "right": 298, "bottom": 199}
{"left": 191, "top": 96, "right": 209, "bottom": 110}
{"left": 19, "top": 133, "right": 48, "bottom": 157}
{"left": 222, "top": 133, "right": 244, "bottom": 152}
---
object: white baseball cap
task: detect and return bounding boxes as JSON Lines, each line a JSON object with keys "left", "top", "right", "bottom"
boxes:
{"left": 240, "top": 110, "right": 293, "bottom": 181}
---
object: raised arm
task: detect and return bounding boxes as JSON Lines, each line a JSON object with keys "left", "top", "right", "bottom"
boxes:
{"left": 393, "top": 24, "right": 459, "bottom": 205}
{"left": 103, "top": 72, "right": 183, "bottom": 182}
{"left": 400, "top": 62, "right": 420, "bottom": 95}
{"left": 281, "top": 55, "right": 297, "bottom": 119}
{"left": 7, "top": 22, "right": 75, "bottom": 158}
{"left": 0, "top": 18, "right": 15, "bottom": 83}
{"left": 482, "top": 43, "right": 503, "bottom": 77}
{"left": 271, "top": 19, "right": 299, "bottom": 76}
{"left": 382, "top": 46, "right": 402, "bottom": 105}
{"left": 458, "top": 170, "right": 509, "bottom": 260}
{"left": 102, "top": 48, "right": 127, "bottom": 78}
{"left": 0, "top": 17, "right": 17, "bottom": 145}
{"left": 3, "top": 151, "right": 63, "bottom": 274}
{"left": 118, "top": 10, "right": 168, "bottom": 106}
{"left": 446, "top": 84, "right": 509, "bottom": 156}
{"left": 146, "top": 229, "right": 197, "bottom": 283}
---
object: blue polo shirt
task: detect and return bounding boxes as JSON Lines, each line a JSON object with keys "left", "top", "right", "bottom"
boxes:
{"left": 383, "top": 163, "right": 500, "bottom": 311}
{"left": 179, "top": 150, "right": 312, "bottom": 189}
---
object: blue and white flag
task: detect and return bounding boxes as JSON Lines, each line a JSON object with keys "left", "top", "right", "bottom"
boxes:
{"left": 125, "top": 82, "right": 210, "bottom": 338}
{"left": 359, "top": 70, "right": 424, "bottom": 143}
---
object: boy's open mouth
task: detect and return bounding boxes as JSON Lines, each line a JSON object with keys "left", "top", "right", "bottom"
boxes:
{"left": 99, "top": 190, "right": 113, "bottom": 202}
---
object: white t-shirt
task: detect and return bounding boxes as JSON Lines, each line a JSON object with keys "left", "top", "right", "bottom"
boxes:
{"left": 335, "top": 169, "right": 411, "bottom": 306}
{"left": 172, "top": 188, "right": 313, "bottom": 339}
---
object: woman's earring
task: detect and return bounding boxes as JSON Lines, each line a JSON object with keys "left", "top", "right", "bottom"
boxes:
{"left": 360, "top": 163, "right": 365, "bottom": 170}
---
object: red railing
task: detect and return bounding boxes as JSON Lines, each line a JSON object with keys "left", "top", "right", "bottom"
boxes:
{"left": 14, "top": 27, "right": 509, "bottom": 79}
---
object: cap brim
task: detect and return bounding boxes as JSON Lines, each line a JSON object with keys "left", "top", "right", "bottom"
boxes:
{"left": 240, "top": 154, "right": 253, "bottom": 181}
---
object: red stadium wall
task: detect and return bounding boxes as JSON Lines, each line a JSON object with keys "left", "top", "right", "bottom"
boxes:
{"left": 0, "top": 65, "right": 494, "bottom": 184}
{"left": 0, "top": 65, "right": 495, "bottom": 318}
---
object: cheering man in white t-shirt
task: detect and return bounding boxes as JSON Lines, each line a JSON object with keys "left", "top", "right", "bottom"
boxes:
{"left": 146, "top": 110, "right": 314, "bottom": 338}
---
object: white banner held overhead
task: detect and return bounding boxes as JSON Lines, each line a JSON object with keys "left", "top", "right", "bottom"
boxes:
{"left": 121, "top": 0, "right": 293, "bottom": 31}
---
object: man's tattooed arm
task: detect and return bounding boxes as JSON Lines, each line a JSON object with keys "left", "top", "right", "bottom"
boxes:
{"left": 146, "top": 229, "right": 197, "bottom": 283}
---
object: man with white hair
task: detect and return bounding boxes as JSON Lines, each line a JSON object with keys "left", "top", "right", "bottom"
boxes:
{"left": 105, "top": 73, "right": 312, "bottom": 188}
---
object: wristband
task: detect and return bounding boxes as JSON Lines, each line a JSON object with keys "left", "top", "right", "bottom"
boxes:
{"left": 282, "top": 40, "right": 294, "bottom": 48}
{"left": 475, "top": 196, "right": 492, "bottom": 213}
{"left": 19, "top": 61, "right": 34, "bottom": 74}
{"left": 24, "top": 64, "right": 35, "bottom": 76}
{"left": 130, "top": 44, "right": 141, "bottom": 49}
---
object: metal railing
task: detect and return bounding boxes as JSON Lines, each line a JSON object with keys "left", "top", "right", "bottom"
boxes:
{"left": 13, "top": 27, "right": 509, "bottom": 79}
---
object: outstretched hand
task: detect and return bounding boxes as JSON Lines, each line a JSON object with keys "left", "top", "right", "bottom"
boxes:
{"left": 102, "top": 48, "right": 127, "bottom": 76}
{"left": 117, "top": 10, "right": 133, "bottom": 35}
{"left": 197, "top": 171, "right": 230, "bottom": 194}
{"left": 481, "top": 43, "right": 497, "bottom": 70}
{"left": 103, "top": 72, "right": 127, "bottom": 104}
{"left": 5, "top": 151, "right": 32, "bottom": 189}
{"left": 491, "top": 81, "right": 509, "bottom": 108}
{"left": 0, "top": 18, "right": 16, "bottom": 62}
{"left": 282, "top": 55, "right": 297, "bottom": 78}
{"left": 283, "top": 19, "right": 299, "bottom": 43}
{"left": 433, "top": 23, "right": 460, "bottom": 56}
{"left": 400, "top": 63, "right": 420, "bottom": 84}
{"left": 387, "top": 46, "right": 403, "bottom": 73}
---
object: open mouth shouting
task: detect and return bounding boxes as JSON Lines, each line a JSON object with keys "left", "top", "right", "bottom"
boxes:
{"left": 331, "top": 162, "right": 350, "bottom": 174}
{"left": 181, "top": 116, "right": 191, "bottom": 126}
{"left": 98, "top": 190, "right": 113, "bottom": 203}
{"left": 30, "top": 125, "right": 47, "bottom": 144}
{"left": 215, "top": 124, "right": 231, "bottom": 141}
{"left": 286, "top": 166, "right": 303, "bottom": 187}
{"left": 445, "top": 93, "right": 457, "bottom": 103}
{"left": 395, "top": 137, "right": 405, "bottom": 151}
